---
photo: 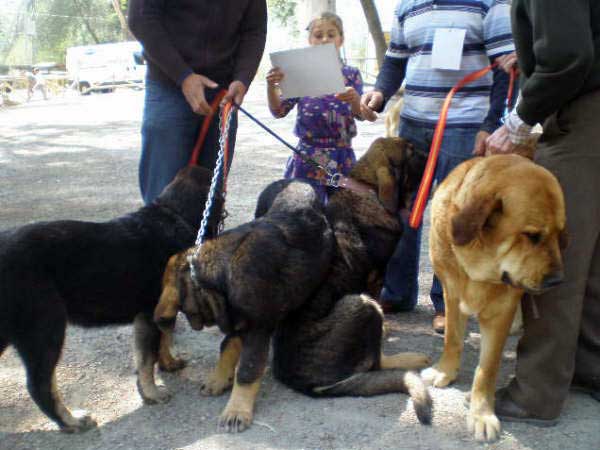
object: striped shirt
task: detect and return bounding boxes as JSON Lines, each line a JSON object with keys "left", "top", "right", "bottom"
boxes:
{"left": 377, "top": 0, "right": 514, "bottom": 128}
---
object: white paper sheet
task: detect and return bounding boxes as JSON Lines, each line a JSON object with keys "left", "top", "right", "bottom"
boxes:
{"left": 431, "top": 28, "right": 466, "bottom": 71}
{"left": 270, "top": 43, "right": 346, "bottom": 99}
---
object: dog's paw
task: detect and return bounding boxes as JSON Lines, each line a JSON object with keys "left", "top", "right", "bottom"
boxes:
{"left": 158, "top": 357, "right": 186, "bottom": 372}
{"left": 137, "top": 380, "right": 171, "bottom": 404}
{"left": 467, "top": 411, "right": 501, "bottom": 442}
{"left": 142, "top": 388, "right": 171, "bottom": 405}
{"left": 59, "top": 410, "right": 97, "bottom": 433}
{"left": 200, "top": 374, "right": 233, "bottom": 396}
{"left": 421, "top": 365, "right": 456, "bottom": 388}
{"left": 218, "top": 408, "right": 253, "bottom": 433}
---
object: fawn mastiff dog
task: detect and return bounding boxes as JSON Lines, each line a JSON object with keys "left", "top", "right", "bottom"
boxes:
{"left": 0, "top": 166, "right": 219, "bottom": 432}
{"left": 155, "top": 137, "right": 432, "bottom": 431}
{"left": 422, "top": 155, "right": 567, "bottom": 441}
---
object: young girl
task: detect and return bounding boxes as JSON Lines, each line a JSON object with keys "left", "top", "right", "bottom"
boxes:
{"left": 266, "top": 12, "right": 375, "bottom": 202}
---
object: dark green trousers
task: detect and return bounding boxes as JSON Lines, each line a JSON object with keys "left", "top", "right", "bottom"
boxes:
{"left": 507, "top": 89, "right": 600, "bottom": 419}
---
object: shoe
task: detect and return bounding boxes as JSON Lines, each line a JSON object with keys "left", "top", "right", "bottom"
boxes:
{"left": 571, "top": 375, "right": 600, "bottom": 402}
{"left": 379, "top": 300, "right": 405, "bottom": 314}
{"left": 494, "top": 387, "right": 559, "bottom": 427}
{"left": 432, "top": 312, "right": 445, "bottom": 334}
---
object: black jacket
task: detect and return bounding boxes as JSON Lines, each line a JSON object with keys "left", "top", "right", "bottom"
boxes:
{"left": 512, "top": 0, "right": 600, "bottom": 125}
{"left": 128, "top": 0, "right": 267, "bottom": 88}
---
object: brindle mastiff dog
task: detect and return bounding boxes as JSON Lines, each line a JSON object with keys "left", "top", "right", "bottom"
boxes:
{"left": 156, "top": 138, "right": 432, "bottom": 431}
{"left": 0, "top": 166, "right": 220, "bottom": 433}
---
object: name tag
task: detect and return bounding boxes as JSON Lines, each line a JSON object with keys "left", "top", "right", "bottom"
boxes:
{"left": 431, "top": 28, "right": 466, "bottom": 70}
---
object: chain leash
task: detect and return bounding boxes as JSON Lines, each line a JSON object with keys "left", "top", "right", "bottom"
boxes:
{"left": 188, "top": 104, "right": 232, "bottom": 283}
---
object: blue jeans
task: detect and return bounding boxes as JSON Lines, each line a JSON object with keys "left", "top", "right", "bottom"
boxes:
{"left": 380, "top": 119, "right": 479, "bottom": 313}
{"left": 140, "top": 78, "right": 238, "bottom": 204}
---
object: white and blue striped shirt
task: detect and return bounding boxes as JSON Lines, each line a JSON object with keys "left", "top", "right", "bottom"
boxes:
{"left": 377, "top": 0, "right": 515, "bottom": 128}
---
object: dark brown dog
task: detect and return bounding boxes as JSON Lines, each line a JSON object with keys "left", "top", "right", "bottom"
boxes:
{"left": 155, "top": 137, "right": 432, "bottom": 431}
{"left": 0, "top": 166, "right": 220, "bottom": 432}
{"left": 270, "top": 138, "right": 432, "bottom": 424}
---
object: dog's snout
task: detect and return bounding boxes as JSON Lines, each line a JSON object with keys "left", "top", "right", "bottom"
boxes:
{"left": 541, "top": 271, "right": 564, "bottom": 289}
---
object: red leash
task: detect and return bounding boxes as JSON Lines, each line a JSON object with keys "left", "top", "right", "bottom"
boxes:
{"left": 188, "top": 89, "right": 228, "bottom": 166}
{"left": 188, "top": 88, "right": 232, "bottom": 192}
{"left": 408, "top": 63, "right": 516, "bottom": 229}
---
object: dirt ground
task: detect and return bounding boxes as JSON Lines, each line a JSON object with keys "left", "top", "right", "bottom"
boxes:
{"left": 0, "top": 85, "right": 598, "bottom": 450}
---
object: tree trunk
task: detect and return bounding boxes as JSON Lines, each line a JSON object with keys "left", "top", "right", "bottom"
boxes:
{"left": 359, "top": 0, "right": 386, "bottom": 68}
{"left": 111, "top": 0, "right": 133, "bottom": 40}
{"left": 73, "top": 0, "right": 100, "bottom": 44}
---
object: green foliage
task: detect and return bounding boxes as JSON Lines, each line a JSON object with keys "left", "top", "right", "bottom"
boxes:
{"left": 268, "top": 0, "right": 297, "bottom": 27}
{"left": 2, "top": 0, "right": 127, "bottom": 65}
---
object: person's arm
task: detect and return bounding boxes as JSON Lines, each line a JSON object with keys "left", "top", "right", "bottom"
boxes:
{"left": 514, "top": 0, "right": 594, "bottom": 126}
{"left": 232, "top": 0, "right": 268, "bottom": 90}
{"left": 373, "top": 57, "right": 408, "bottom": 111}
{"left": 335, "top": 67, "right": 366, "bottom": 119}
{"left": 127, "top": 0, "right": 192, "bottom": 86}
{"left": 480, "top": 62, "right": 514, "bottom": 134}
{"left": 473, "top": 0, "right": 516, "bottom": 155}
{"left": 362, "top": 2, "right": 408, "bottom": 114}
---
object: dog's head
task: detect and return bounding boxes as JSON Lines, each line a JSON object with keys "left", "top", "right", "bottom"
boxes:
{"left": 449, "top": 155, "right": 567, "bottom": 294}
{"left": 154, "top": 249, "right": 231, "bottom": 333}
{"left": 155, "top": 166, "right": 224, "bottom": 236}
{"left": 350, "top": 137, "right": 427, "bottom": 214}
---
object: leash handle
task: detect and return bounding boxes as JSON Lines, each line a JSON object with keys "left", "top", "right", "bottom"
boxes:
{"left": 408, "top": 62, "right": 502, "bottom": 229}
{"left": 188, "top": 89, "right": 228, "bottom": 166}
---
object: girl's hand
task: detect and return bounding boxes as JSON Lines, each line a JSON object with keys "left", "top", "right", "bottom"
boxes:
{"left": 266, "top": 67, "right": 285, "bottom": 86}
{"left": 335, "top": 86, "right": 359, "bottom": 104}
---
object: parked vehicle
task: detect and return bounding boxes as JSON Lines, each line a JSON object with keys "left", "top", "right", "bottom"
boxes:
{"left": 66, "top": 41, "right": 146, "bottom": 95}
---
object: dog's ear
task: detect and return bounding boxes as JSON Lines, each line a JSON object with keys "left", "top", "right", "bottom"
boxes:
{"left": 375, "top": 165, "right": 399, "bottom": 213}
{"left": 451, "top": 195, "right": 503, "bottom": 246}
{"left": 154, "top": 253, "right": 186, "bottom": 331}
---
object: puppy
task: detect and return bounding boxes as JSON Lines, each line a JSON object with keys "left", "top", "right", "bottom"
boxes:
{"left": 270, "top": 137, "right": 433, "bottom": 424}
{"left": 155, "top": 137, "right": 431, "bottom": 430}
{"left": 155, "top": 180, "right": 333, "bottom": 433}
{"left": 422, "top": 155, "right": 567, "bottom": 441}
{"left": 0, "top": 166, "right": 220, "bottom": 432}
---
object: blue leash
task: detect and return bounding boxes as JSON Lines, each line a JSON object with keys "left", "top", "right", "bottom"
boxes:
{"left": 229, "top": 99, "right": 335, "bottom": 181}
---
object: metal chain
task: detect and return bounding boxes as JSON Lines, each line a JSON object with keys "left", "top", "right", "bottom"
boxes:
{"left": 188, "top": 104, "right": 232, "bottom": 283}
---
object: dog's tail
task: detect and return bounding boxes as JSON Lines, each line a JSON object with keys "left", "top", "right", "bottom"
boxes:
{"left": 313, "top": 370, "right": 432, "bottom": 425}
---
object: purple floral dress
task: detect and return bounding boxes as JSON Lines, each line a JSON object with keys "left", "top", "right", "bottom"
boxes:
{"left": 270, "top": 64, "right": 364, "bottom": 201}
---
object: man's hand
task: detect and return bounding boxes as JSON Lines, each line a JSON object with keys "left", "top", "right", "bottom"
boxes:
{"left": 473, "top": 130, "right": 490, "bottom": 156}
{"left": 485, "top": 125, "right": 520, "bottom": 155}
{"left": 496, "top": 52, "right": 519, "bottom": 75}
{"left": 360, "top": 91, "right": 383, "bottom": 113}
{"left": 181, "top": 73, "right": 218, "bottom": 115}
{"left": 223, "top": 80, "right": 247, "bottom": 107}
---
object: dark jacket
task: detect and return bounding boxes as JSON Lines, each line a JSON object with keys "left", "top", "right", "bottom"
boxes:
{"left": 128, "top": 0, "right": 267, "bottom": 88}
{"left": 512, "top": 0, "right": 600, "bottom": 125}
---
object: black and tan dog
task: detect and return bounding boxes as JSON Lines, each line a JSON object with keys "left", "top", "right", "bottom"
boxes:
{"left": 155, "top": 179, "right": 333, "bottom": 432}
{"left": 0, "top": 166, "right": 220, "bottom": 433}
{"left": 155, "top": 137, "right": 432, "bottom": 431}
{"left": 270, "top": 139, "right": 432, "bottom": 423}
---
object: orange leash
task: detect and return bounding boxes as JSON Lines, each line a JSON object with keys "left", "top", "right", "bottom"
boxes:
{"left": 219, "top": 101, "right": 233, "bottom": 193}
{"left": 408, "top": 62, "right": 515, "bottom": 229}
{"left": 188, "top": 89, "right": 228, "bottom": 166}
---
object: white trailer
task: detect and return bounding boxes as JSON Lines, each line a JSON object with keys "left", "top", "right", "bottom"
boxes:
{"left": 66, "top": 41, "right": 146, "bottom": 94}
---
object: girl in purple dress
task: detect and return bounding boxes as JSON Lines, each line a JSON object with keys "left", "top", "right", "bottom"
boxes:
{"left": 266, "top": 12, "right": 375, "bottom": 202}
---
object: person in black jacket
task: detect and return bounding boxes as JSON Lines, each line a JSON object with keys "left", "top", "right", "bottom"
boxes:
{"left": 128, "top": 0, "right": 267, "bottom": 204}
{"left": 486, "top": 0, "right": 600, "bottom": 426}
